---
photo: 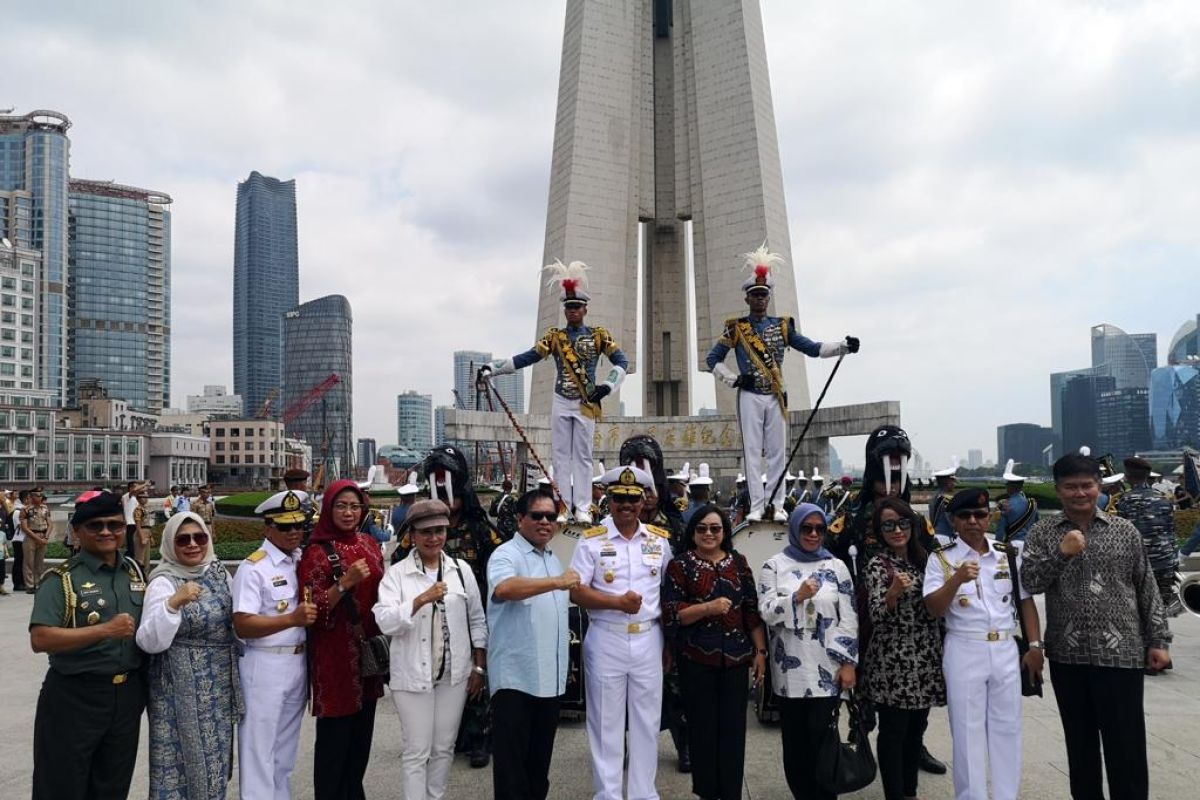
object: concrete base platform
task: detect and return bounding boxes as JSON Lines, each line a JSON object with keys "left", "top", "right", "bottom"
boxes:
{"left": 1, "top": 587, "right": 1197, "bottom": 798}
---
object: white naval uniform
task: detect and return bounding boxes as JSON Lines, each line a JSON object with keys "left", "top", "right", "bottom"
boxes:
{"left": 738, "top": 390, "right": 788, "bottom": 516}
{"left": 552, "top": 392, "right": 595, "bottom": 518}
{"left": 232, "top": 539, "right": 307, "bottom": 800}
{"left": 923, "top": 538, "right": 1029, "bottom": 800}
{"left": 570, "top": 516, "right": 673, "bottom": 800}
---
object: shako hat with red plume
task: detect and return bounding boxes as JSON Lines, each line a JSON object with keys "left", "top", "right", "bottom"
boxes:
{"left": 739, "top": 242, "right": 785, "bottom": 294}
{"left": 544, "top": 258, "right": 591, "bottom": 304}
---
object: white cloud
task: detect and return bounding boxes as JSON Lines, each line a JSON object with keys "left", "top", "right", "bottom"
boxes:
{"left": 3, "top": 0, "right": 1198, "bottom": 466}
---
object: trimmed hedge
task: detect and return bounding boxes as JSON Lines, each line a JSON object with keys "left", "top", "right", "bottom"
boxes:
{"left": 45, "top": 539, "right": 266, "bottom": 562}
{"left": 215, "top": 492, "right": 273, "bottom": 518}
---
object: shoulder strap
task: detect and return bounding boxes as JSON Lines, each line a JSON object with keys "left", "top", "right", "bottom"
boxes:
{"left": 320, "top": 541, "right": 365, "bottom": 634}
{"left": 933, "top": 550, "right": 953, "bottom": 582}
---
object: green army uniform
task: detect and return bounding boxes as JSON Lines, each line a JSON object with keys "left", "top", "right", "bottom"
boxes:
{"left": 30, "top": 549, "right": 147, "bottom": 800}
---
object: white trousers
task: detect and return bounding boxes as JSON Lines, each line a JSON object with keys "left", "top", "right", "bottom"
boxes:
{"left": 392, "top": 680, "right": 470, "bottom": 800}
{"left": 552, "top": 393, "right": 595, "bottom": 516}
{"left": 583, "top": 622, "right": 664, "bottom": 800}
{"left": 943, "top": 634, "right": 1022, "bottom": 800}
{"left": 238, "top": 648, "right": 307, "bottom": 800}
{"left": 737, "top": 390, "right": 787, "bottom": 514}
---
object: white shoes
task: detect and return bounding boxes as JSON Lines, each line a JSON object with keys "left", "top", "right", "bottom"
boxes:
{"left": 747, "top": 509, "right": 764, "bottom": 522}
{"left": 575, "top": 510, "right": 593, "bottom": 525}
{"left": 772, "top": 509, "right": 788, "bottom": 523}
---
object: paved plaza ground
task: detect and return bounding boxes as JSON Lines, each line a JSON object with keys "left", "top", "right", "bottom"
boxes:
{"left": 1, "top": 580, "right": 1198, "bottom": 798}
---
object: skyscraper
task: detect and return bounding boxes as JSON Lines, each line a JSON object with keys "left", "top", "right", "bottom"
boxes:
{"left": 1149, "top": 364, "right": 1200, "bottom": 450}
{"left": 0, "top": 110, "right": 71, "bottom": 402}
{"left": 453, "top": 351, "right": 491, "bottom": 411}
{"left": 396, "top": 390, "right": 433, "bottom": 451}
{"left": 1061, "top": 374, "right": 1116, "bottom": 455}
{"left": 1090, "top": 323, "right": 1155, "bottom": 389}
{"left": 997, "top": 423, "right": 1058, "bottom": 467}
{"left": 0, "top": 239, "right": 42, "bottom": 393}
{"left": 1167, "top": 316, "right": 1199, "bottom": 365}
{"left": 283, "top": 295, "right": 352, "bottom": 478}
{"left": 67, "top": 179, "right": 172, "bottom": 412}
{"left": 434, "top": 405, "right": 450, "bottom": 447}
{"left": 233, "top": 171, "right": 298, "bottom": 419}
{"left": 356, "top": 438, "right": 377, "bottom": 470}
{"left": 1095, "top": 387, "right": 1151, "bottom": 460}
{"left": 967, "top": 449, "right": 983, "bottom": 470}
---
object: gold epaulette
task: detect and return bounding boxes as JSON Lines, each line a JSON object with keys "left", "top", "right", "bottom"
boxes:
{"left": 583, "top": 525, "right": 608, "bottom": 538}
{"left": 645, "top": 524, "right": 671, "bottom": 539}
{"left": 925, "top": 518, "right": 936, "bottom": 536}
{"left": 829, "top": 515, "right": 846, "bottom": 535}
{"left": 245, "top": 549, "right": 267, "bottom": 563}
{"left": 991, "top": 541, "right": 1013, "bottom": 554}
{"left": 674, "top": 497, "right": 689, "bottom": 512}
{"left": 930, "top": 539, "right": 953, "bottom": 553}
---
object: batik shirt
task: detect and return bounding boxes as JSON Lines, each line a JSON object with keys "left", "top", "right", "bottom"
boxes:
{"left": 706, "top": 315, "right": 822, "bottom": 396}
{"left": 512, "top": 325, "right": 628, "bottom": 400}
{"left": 758, "top": 552, "right": 858, "bottom": 698}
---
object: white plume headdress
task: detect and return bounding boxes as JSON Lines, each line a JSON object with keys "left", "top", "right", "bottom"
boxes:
{"left": 740, "top": 242, "right": 786, "bottom": 293}
{"left": 543, "top": 258, "right": 591, "bottom": 303}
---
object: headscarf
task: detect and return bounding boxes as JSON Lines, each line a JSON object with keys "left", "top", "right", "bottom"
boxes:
{"left": 784, "top": 502, "right": 834, "bottom": 563}
{"left": 149, "top": 511, "right": 219, "bottom": 582}
{"left": 309, "top": 479, "right": 368, "bottom": 543}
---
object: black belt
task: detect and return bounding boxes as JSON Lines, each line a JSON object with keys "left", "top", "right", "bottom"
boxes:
{"left": 52, "top": 669, "right": 142, "bottom": 685}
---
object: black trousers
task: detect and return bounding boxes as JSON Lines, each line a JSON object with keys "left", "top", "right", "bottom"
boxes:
{"left": 313, "top": 696, "right": 378, "bottom": 800}
{"left": 779, "top": 695, "right": 839, "bottom": 800}
{"left": 124, "top": 524, "right": 137, "bottom": 560}
{"left": 11, "top": 539, "right": 24, "bottom": 589}
{"left": 875, "top": 704, "right": 930, "bottom": 800}
{"left": 1050, "top": 661, "right": 1148, "bottom": 800}
{"left": 679, "top": 659, "right": 749, "bottom": 800}
{"left": 491, "top": 689, "right": 561, "bottom": 800}
{"left": 33, "top": 668, "right": 146, "bottom": 800}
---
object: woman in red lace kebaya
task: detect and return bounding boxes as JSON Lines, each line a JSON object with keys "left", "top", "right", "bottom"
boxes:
{"left": 298, "top": 479, "right": 386, "bottom": 800}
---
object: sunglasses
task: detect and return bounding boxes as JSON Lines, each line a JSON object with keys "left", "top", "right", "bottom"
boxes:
{"left": 880, "top": 519, "right": 913, "bottom": 533}
{"left": 273, "top": 523, "right": 303, "bottom": 533}
{"left": 799, "top": 523, "right": 827, "bottom": 535}
{"left": 564, "top": 303, "right": 586, "bottom": 310}
{"left": 82, "top": 519, "right": 125, "bottom": 534}
{"left": 955, "top": 510, "right": 990, "bottom": 520}
{"left": 693, "top": 524, "right": 724, "bottom": 536}
{"left": 175, "top": 532, "right": 210, "bottom": 547}
{"left": 524, "top": 511, "right": 558, "bottom": 522}
{"left": 609, "top": 495, "right": 641, "bottom": 505}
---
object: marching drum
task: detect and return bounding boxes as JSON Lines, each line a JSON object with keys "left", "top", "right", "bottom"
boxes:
{"left": 731, "top": 519, "right": 790, "bottom": 724}
{"left": 549, "top": 521, "right": 588, "bottom": 567}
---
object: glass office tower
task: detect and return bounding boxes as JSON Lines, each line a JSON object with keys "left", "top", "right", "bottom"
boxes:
{"left": 283, "top": 295, "right": 352, "bottom": 478}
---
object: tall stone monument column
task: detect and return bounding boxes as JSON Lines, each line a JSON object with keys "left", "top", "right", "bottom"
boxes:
{"left": 530, "top": 0, "right": 810, "bottom": 418}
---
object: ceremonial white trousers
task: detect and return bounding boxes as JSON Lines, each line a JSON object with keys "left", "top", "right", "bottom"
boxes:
{"left": 392, "top": 679, "right": 470, "bottom": 800}
{"left": 552, "top": 393, "right": 595, "bottom": 516}
{"left": 943, "top": 634, "right": 1022, "bottom": 800}
{"left": 238, "top": 648, "right": 307, "bottom": 800}
{"left": 583, "top": 622, "right": 664, "bottom": 800}
{"left": 737, "top": 390, "right": 787, "bottom": 514}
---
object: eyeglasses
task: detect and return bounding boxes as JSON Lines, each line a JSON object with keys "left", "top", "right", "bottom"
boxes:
{"left": 693, "top": 524, "right": 724, "bottom": 536}
{"left": 954, "top": 510, "right": 990, "bottom": 520}
{"left": 175, "top": 532, "right": 210, "bottom": 547}
{"left": 273, "top": 523, "right": 302, "bottom": 533}
{"left": 333, "top": 502, "right": 365, "bottom": 513}
{"left": 799, "top": 523, "right": 827, "bottom": 535}
{"left": 524, "top": 511, "right": 558, "bottom": 522}
{"left": 82, "top": 519, "right": 125, "bottom": 534}
{"left": 880, "top": 519, "right": 913, "bottom": 533}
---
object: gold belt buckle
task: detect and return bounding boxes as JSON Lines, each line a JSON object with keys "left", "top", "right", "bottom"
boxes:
{"left": 627, "top": 622, "right": 641, "bottom": 634}
{"left": 987, "top": 631, "right": 1000, "bottom": 642}
{"left": 111, "top": 673, "right": 128, "bottom": 685}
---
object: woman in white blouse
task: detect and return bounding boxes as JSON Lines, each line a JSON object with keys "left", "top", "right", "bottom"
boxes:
{"left": 759, "top": 502, "right": 859, "bottom": 800}
{"left": 135, "top": 512, "right": 240, "bottom": 800}
{"left": 373, "top": 499, "right": 488, "bottom": 800}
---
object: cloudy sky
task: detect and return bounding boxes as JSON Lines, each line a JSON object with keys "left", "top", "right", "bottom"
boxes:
{"left": 5, "top": 0, "right": 1199, "bottom": 469}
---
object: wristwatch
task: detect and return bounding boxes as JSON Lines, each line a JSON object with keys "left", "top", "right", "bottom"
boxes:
{"left": 1027, "top": 640, "right": 1044, "bottom": 651}
{"left": 472, "top": 665, "right": 487, "bottom": 676}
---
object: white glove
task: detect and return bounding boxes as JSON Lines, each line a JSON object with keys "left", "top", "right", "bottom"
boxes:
{"left": 818, "top": 341, "right": 849, "bottom": 358}
{"left": 486, "top": 358, "right": 516, "bottom": 376}
{"left": 712, "top": 363, "right": 738, "bottom": 388}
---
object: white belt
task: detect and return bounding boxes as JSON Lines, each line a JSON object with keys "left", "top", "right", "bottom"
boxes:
{"left": 948, "top": 629, "right": 1015, "bottom": 642}
{"left": 246, "top": 643, "right": 306, "bottom": 655}
{"left": 591, "top": 618, "right": 659, "bottom": 635}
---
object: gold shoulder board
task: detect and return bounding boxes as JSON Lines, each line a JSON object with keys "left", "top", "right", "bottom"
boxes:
{"left": 645, "top": 524, "right": 671, "bottom": 539}
{"left": 829, "top": 516, "right": 845, "bottom": 535}
{"left": 583, "top": 525, "right": 608, "bottom": 538}
{"left": 245, "top": 549, "right": 267, "bottom": 563}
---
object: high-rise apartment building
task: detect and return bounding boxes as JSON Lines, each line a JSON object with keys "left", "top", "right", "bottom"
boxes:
{"left": 187, "top": 385, "right": 244, "bottom": 417}
{"left": 233, "top": 171, "right": 298, "bottom": 419}
{"left": 0, "top": 110, "right": 71, "bottom": 402}
{"left": 453, "top": 349, "right": 524, "bottom": 413}
{"left": 282, "top": 295, "right": 352, "bottom": 478}
{"left": 356, "top": 438, "right": 377, "bottom": 469}
{"left": 967, "top": 449, "right": 983, "bottom": 470}
{"left": 397, "top": 390, "right": 432, "bottom": 451}
{"left": 434, "top": 405, "right": 450, "bottom": 447}
{"left": 0, "top": 239, "right": 41, "bottom": 393}
{"left": 67, "top": 179, "right": 172, "bottom": 412}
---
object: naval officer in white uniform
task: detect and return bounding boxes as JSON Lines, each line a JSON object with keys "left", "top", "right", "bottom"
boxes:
{"left": 232, "top": 490, "right": 319, "bottom": 800}
{"left": 570, "top": 465, "right": 671, "bottom": 800}
{"left": 923, "top": 488, "right": 1043, "bottom": 800}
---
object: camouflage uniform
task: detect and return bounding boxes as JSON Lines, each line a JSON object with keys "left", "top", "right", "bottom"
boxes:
{"left": 1115, "top": 485, "right": 1180, "bottom": 613}
{"left": 488, "top": 492, "right": 518, "bottom": 540}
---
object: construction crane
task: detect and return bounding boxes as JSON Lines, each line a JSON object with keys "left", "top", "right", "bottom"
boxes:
{"left": 281, "top": 374, "right": 341, "bottom": 425}
{"left": 256, "top": 388, "right": 279, "bottom": 419}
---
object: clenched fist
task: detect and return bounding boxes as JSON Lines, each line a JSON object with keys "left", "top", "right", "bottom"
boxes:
{"left": 291, "top": 601, "right": 318, "bottom": 627}
{"left": 105, "top": 613, "right": 136, "bottom": 640}
{"left": 168, "top": 581, "right": 203, "bottom": 611}
{"left": 343, "top": 559, "right": 371, "bottom": 589}
{"left": 557, "top": 569, "right": 581, "bottom": 591}
{"left": 953, "top": 561, "right": 980, "bottom": 585}
{"left": 886, "top": 572, "right": 913, "bottom": 599}
{"left": 616, "top": 591, "right": 643, "bottom": 615}
{"left": 1060, "top": 530, "right": 1086, "bottom": 557}
{"left": 793, "top": 578, "right": 820, "bottom": 602}
{"left": 707, "top": 596, "right": 734, "bottom": 617}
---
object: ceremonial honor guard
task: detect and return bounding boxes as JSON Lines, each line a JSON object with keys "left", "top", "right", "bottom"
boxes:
{"left": 570, "top": 466, "right": 672, "bottom": 800}
{"left": 590, "top": 462, "right": 610, "bottom": 522}
{"left": 995, "top": 460, "right": 1039, "bottom": 543}
{"left": 483, "top": 259, "right": 629, "bottom": 524}
{"left": 682, "top": 463, "right": 713, "bottom": 525}
{"left": 489, "top": 477, "right": 519, "bottom": 540}
{"left": 21, "top": 486, "right": 52, "bottom": 592}
{"left": 669, "top": 464, "right": 691, "bottom": 513}
{"left": 193, "top": 484, "right": 216, "bottom": 534}
{"left": 29, "top": 491, "right": 147, "bottom": 800}
{"left": 923, "top": 489, "right": 1043, "bottom": 800}
{"left": 706, "top": 245, "right": 858, "bottom": 522}
{"left": 809, "top": 468, "right": 825, "bottom": 509}
{"left": 1116, "top": 456, "right": 1183, "bottom": 617}
{"left": 929, "top": 461, "right": 959, "bottom": 543}
{"left": 132, "top": 489, "right": 154, "bottom": 573}
{"left": 232, "top": 490, "right": 317, "bottom": 800}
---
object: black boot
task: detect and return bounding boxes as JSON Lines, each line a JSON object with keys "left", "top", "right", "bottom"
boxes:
{"left": 677, "top": 744, "right": 691, "bottom": 773}
{"left": 919, "top": 745, "right": 947, "bottom": 775}
{"left": 469, "top": 745, "right": 490, "bottom": 769}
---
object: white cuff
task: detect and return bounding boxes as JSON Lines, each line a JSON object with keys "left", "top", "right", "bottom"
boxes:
{"left": 818, "top": 341, "right": 848, "bottom": 358}
{"left": 488, "top": 358, "right": 515, "bottom": 376}
{"left": 711, "top": 363, "right": 738, "bottom": 387}
{"left": 602, "top": 365, "right": 626, "bottom": 391}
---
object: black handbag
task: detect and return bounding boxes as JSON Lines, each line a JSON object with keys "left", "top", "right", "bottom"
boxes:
{"left": 319, "top": 542, "right": 390, "bottom": 679}
{"left": 1005, "top": 547, "right": 1043, "bottom": 698}
{"left": 815, "top": 691, "right": 878, "bottom": 794}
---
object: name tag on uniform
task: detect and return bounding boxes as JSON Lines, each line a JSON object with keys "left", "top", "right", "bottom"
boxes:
{"left": 271, "top": 576, "right": 288, "bottom": 587}
{"left": 995, "top": 570, "right": 1011, "bottom": 581}
{"left": 600, "top": 545, "right": 618, "bottom": 559}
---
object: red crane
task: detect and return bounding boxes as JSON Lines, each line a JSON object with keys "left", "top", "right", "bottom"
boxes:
{"left": 281, "top": 373, "right": 342, "bottom": 425}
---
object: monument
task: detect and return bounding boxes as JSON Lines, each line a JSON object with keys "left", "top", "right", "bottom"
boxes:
{"left": 448, "top": 0, "right": 898, "bottom": 485}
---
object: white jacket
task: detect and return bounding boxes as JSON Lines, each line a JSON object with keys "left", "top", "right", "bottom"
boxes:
{"left": 373, "top": 549, "right": 487, "bottom": 692}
